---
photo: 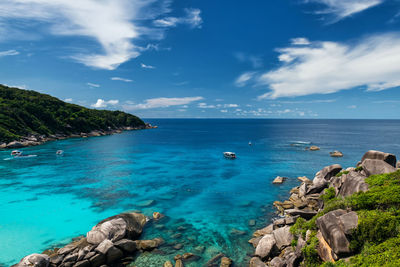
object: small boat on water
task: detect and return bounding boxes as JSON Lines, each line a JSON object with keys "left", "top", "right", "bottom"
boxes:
{"left": 11, "top": 150, "right": 22, "bottom": 156}
{"left": 223, "top": 152, "right": 236, "bottom": 159}
{"left": 249, "top": 141, "right": 252, "bottom": 146}
{"left": 8, "top": 150, "right": 37, "bottom": 159}
{"left": 56, "top": 150, "right": 64, "bottom": 155}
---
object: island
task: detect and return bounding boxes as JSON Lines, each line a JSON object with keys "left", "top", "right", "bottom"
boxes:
{"left": 0, "top": 84, "right": 149, "bottom": 149}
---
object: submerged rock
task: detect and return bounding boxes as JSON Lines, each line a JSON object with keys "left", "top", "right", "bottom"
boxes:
{"left": 220, "top": 256, "right": 232, "bottom": 267}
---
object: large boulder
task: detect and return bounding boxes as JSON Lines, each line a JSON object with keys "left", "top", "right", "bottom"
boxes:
{"left": 316, "top": 210, "right": 358, "bottom": 258}
{"left": 86, "top": 213, "right": 147, "bottom": 245}
{"left": 313, "top": 164, "right": 342, "bottom": 186}
{"left": 249, "top": 257, "right": 267, "bottom": 267}
{"left": 361, "top": 159, "right": 396, "bottom": 176}
{"left": 316, "top": 231, "right": 335, "bottom": 262}
{"left": 361, "top": 150, "right": 397, "bottom": 167}
{"left": 254, "top": 234, "right": 277, "bottom": 260}
{"left": 338, "top": 171, "right": 368, "bottom": 197}
{"left": 272, "top": 226, "right": 293, "bottom": 250}
{"left": 12, "top": 254, "right": 50, "bottom": 267}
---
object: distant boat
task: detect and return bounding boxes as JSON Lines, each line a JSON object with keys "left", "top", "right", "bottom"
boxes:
{"left": 223, "top": 152, "right": 236, "bottom": 159}
{"left": 9, "top": 150, "right": 37, "bottom": 159}
{"left": 56, "top": 150, "right": 64, "bottom": 155}
{"left": 249, "top": 141, "right": 252, "bottom": 146}
{"left": 11, "top": 150, "right": 22, "bottom": 156}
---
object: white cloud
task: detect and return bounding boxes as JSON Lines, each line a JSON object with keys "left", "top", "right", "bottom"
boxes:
{"left": 198, "top": 103, "right": 216, "bottom": 108}
{"left": 111, "top": 77, "right": 133, "bottom": 83}
{"left": 224, "top": 104, "right": 239, "bottom": 108}
{"left": 87, "top": 82, "right": 100, "bottom": 88}
{"left": 91, "top": 99, "right": 119, "bottom": 108}
{"left": 64, "top": 98, "right": 73, "bottom": 102}
{"left": 123, "top": 96, "right": 204, "bottom": 110}
{"left": 0, "top": 1, "right": 201, "bottom": 70}
{"left": 154, "top": 8, "right": 202, "bottom": 28}
{"left": 305, "top": 0, "right": 384, "bottom": 22}
{"left": 291, "top": 38, "right": 310, "bottom": 45}
{"left": 256, "top": 33, "right": 400, "bottom": 99}
{"left": 0, "top": 49, "right": 19, "bottom": 57}
{"left": 141, "top": 63, "right": 155, "bottom": 69}
{"left": 347, "top": 105, "right": 357, "bottom": 109}
{"left": 220, "top": 109, "right": 228, "bottom": 113}
{"left": 234, "top": 71, "right": 256, "bottom": 87}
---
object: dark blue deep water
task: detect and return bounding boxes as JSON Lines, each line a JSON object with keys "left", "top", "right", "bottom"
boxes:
{"left": 1, "top": 119, "right": 400, "bottom": 266}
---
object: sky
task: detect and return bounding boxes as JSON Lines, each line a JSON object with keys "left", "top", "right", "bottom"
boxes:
{"left": 0, "top": 0, "right": 400, "bottom": 119}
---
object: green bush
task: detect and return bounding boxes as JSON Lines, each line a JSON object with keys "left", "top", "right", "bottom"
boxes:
{"left": 302, "top": 231, "right": 321, "bottom": 266}
{"left": 321, "top": 187, "right": 336, "bottom": 202}
{"left": 350, "top": 237, "right": 400, "bottom": 266}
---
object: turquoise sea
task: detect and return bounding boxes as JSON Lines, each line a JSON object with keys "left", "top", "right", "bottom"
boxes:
{"left": 1, "top": 119, "right": 400, "bottom": 266}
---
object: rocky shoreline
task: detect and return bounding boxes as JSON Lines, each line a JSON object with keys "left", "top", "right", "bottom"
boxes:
{"left": 248, "top": 150, "right": 400, "bottom": 266}
{"left": 11, "top": 150, "right": 400, "bottom": 267}
{"left": 0, "top": 124, "right": 157, "bottom": 150}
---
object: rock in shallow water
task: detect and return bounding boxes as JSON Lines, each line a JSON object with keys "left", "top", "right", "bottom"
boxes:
{"left": 12, "top": 253, "right": 50, "bottom": 267}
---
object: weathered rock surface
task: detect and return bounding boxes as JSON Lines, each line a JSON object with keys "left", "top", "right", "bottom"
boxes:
{"left": 361, "top": 159, "right": 396, "bottom": 176}
{"left": 316, "top": 210, "right": 358, "bottom": 257}
{"left": 285, "top": 209, "right": 317, "bottom": 220}
{"left": 253, "top": 224, "right": 273, "bottom": 237}
{"left": 249, "top": 257, "right": 267, "bottom": 267}
{"left": 273, "top": 176, "right": 287, "bottom": 184}
{"left": 272, "top": 226, "right": 293, "bottom": 250}
{"left": 338, "top": 171, "right": 368, "bottom": 197}
{"left": 313, "top": 164, "right": 342, "bottom": 186}
{"left": 86, "top": 213, "right": 146, "bottom": 245}
{"left": 13, "top": 253, "right": 50, "bottom": 267}
{"left": 316, "top": 231, "right": 335, "bottom": 262}
{"left": 269, "top": 256, "right": 285, "bottom": 267}
{"left": 361, "top": 150, "right": 397, "bottom": 167}
{"left": 330, "top": 151, "right": 343, "bottom": 157}
{"left": 255, "top": 234, "right": 277, "bottom": 260}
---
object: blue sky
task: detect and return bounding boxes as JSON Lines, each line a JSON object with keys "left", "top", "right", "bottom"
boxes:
{"left": 0, "top": 0, "right": 400, "bottom": 118}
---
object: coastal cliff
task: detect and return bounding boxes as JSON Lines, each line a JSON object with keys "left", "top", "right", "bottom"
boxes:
{"left": 0, "top": 84, "right": 147, "bottom": 148}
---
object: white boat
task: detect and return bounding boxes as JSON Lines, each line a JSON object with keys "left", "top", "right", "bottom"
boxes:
{"left": 11, "top": 150, "right": 22, "bottom": 156}
{"left": 56, "top": 150, "right": 64, "bottom": 155}
{"left": 249, "top": 141, "right": 252, "bottom": 146}
{"left": 223, "top": 152, "right": 236, "bottom": 159}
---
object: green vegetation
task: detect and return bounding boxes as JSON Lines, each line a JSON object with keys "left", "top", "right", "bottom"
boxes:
{"left": 291, "top": 170, "right": 400, "bottom": 266}
{"left": 302, "top": 231, "right": 320, "bottom": 266}
{"left": 335, "top": 170, "right": 349, "bottom": 177}
{"left": 0, "top": 84, "right": 145, "bottom": 142}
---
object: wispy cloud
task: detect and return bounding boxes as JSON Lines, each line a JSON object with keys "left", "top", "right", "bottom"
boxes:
{"left": 141, "top": 63, "right": 155, "bottom": 69}
{"left": 0, "top": 49, "right": 19, "bottom": 57}
{"left": 198, "top": 103, "right": 216, "bottom": 108}
{"left": 304, "top": 0, "right": 384, "bottom": 22}
{"left": 154, "top": 8, "right": 202, "bottom": 28}
{"left": 291, "top": 38, "right": 311, "bottom": 45}
{"left": 87, "top": 82, "right": 100, "bottom": 88}
{"left": 347, "top": 105, "right": 357, "bottom": 109}
{"left": 0, "top": 1, "right": 201, "bottom": 70}
{"left": 235, "top": 52, "right": 263, "bottom": 68}
{"left": 123, "top": 96, "right": 204, "bottom": 110}
{"left": 234, "top": 71, "right": 256, "bottom": 87}
{"left": 111, "top": 77, "right": 133, "bottom": 83}
{"left": 91, "top": 99, "right": 119, "bottom": 108}
{"left": 64, "top": 98, "right": 73, "bottom": 102}
{"left": 254, "top": 33, "right": 400, "bottom": 99}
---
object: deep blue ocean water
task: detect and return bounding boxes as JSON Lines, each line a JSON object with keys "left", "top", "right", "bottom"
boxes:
{"left": 1, "top": 119, "right": 400, "bottom": 266}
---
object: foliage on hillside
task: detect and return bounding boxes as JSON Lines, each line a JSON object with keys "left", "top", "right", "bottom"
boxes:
{"left": 290, "top": 170, "right": 400, "bottom": 266}
{"left": 0, "top": 84, "right": 145, "bottom": 142}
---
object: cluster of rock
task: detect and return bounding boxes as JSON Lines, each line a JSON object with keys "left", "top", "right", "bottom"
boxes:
{"left": 0, "top": 126, "right": 151, "bottom": 149}
{"left": 249, "top": 150, "right": 399, "bottom": 266}
{"left": 13, "top": 212, "right": 154, "bottom": 267}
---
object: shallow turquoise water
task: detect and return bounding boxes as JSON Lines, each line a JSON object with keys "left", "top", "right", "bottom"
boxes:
{"left": 1, "top": 119, "right": 400, "bottom": 266}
